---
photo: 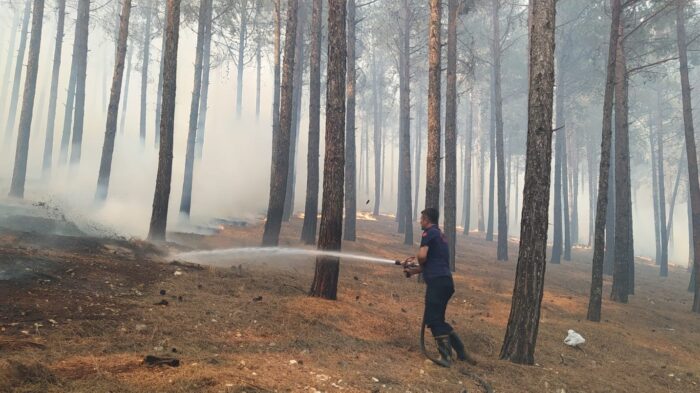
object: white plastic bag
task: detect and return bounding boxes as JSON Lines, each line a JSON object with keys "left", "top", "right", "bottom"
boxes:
{"left": 564, "top": 329, "right": 585, "bottom": 347}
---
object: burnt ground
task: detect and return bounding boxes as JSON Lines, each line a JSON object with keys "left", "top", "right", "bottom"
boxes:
{"left": 0, "top": 215, "right": 699, "bottom": 393}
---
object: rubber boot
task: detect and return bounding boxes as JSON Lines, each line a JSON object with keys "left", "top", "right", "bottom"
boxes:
{"left": 434, "top": 335, "right": 453, "bottom": 367}
{"left": 449, "top": 331, "right": 477, "bottom": 365}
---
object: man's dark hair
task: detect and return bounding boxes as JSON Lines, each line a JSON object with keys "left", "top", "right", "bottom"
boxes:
{"left": 421, "top": 208, "right": 439, "bottom": 224}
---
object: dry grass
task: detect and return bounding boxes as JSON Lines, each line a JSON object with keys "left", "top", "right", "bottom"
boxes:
{"left": 1, "top": 215, "right": 699, "bottom": 392}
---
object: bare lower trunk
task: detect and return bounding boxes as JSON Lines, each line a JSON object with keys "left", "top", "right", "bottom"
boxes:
{"left": 397, "top": 0, "right": 413, "bottom": 245}
{"left": 262, "top": 0, "right": 298, "bottom": 246}
{"left": 463, "top": 94, "right": 473, "bottom": 235}
{"left": 95, "top": 0, "right": 132, "bottom": 201}
{"left": 68, "top": 0, "right": 91, "bottom": 166}
{"left": 675, "top": 0, "right": 700, "bottom": 311}
{"left": 372, "top": 52, "right": 382, "bottom": 216}
{"left": 413, "top": 92, "right": 423, "bottom": 220}
{"left": 139, "top": 4, "right": 153, "bottom": 145}
{"left": 196, "top": 12, "right": 213, "bottom": 160}
{"left": 344, "top": 0, "right": 357, "bottom": 240}
{"left": 500, "top": 0, "right": 555, "bottom": 364}
{"left": 8, "top": 0, "right": 45, "bottom": 198}
{"left": 148, "top": 0, "right": 182, "bottom": 241}
{"left": 310, "top": 0, "right": 346, "bottom": 300}
{"left": 41, "top": 0, "right": 66, "bottom": 177}
{"left": 650, "top": 115, "right": 661, "bottom": 265}
{"left": 301, "top": 0, "right": 323, "bottom": 245}
{"left": 425, "top": 0, "right": 442, "bottom": 210}
{"left": 656, "top": 92, "right": 669, "bottom": 272}
{"left": 179, "top": 0, "right": 212, "bottom": 218}
{"left": 118, "top": 49, "right": 133, "bottom": 136}
{"left": 492, "top": 0, "right": 507, "bottom": 260}
{"left": 445, "top": 0, "right": 458, "bottom": 266}
{"left": 235, "top": 0, "right": 249, "bottom": 118}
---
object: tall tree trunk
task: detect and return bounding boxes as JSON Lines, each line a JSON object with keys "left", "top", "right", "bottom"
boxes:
{"left": 413, "top": 91, "right": 423, "bottom": 220}
{"left": 551, "top": 68, "right": 564, "bottom": 264}
{"left": 271, "top": 0, "right": 282, "bottom": 143}
{"left": 283, "top": 6, "right": 306, "bottom": 222}
{"left": 58, "top": 53, "right": 77, "bottom": 164}
{"left": 262, "top": 0, "right": 298, "bottom": 246}
{"left": 119, "top": 48, "right": 133, "bottom": 135}
{"left": 0, "top": 11, "right": 21, "bottom": 125}
{"left": 571, "top": 144, "right": 579, "bottom": 245}
{"left": 95, "top": 0, "right": 132, "bottom": 201}
{"left": 8, "top": 0, "right": 45, "bottom": 198}
{"left": 604, "top": 148, "right": 615, "bottom": 276}
{"left": 254, "top": 0, "right": 262, "bottom": 120}
{"left": 445, "top": 0, "right": 458, "bottom": 267}
{"left": 478, "top": 102, "right": 485, "bottom": 232}
{"left": 41, "top": 0, "right": 66, "bottom": 178}
{"left": 463, "top": 93, "right": 473, "bottom": 235}
{"left": 514, "top": 155, "right": 520, "bottom": 228}
{"left": 611, "top": 20, "right": 633, "bottom": 303}
{"left": 398, "top": 0, "right": 413, "bottom": 245}
{"left": 587, "top": 135, "right": 596, "bottom": 247}
{"left": 344, "top": 0, "right": 358, "bottom": 241}
{"left": 155, "top": 9, "right": 166, "bottom": 147}
{"left": 179, "top": 0, "right": 212, "bottom": 218}
{"left": 500, "top": 0, "right": 555, "bottom": 364}
{"left": 656, "top": 92, "right": 669, "bottom": 272}
{"left": 148, "top": 0, "right": 182, "bottom": 241}
{"left": 196, "top": 7, "right": 213, "bottom": 159}
{"left": 650, "top": 115, "right": 661, "bottom": 265}
{"left": 586, "top": 0, "right": 620, "bottom": 322}
{"left": 235, "top": 0, "right": 249, "bottom": 118}
{"left": 492, "top": 0, "right": 507, "bottom": 259}
{"left": 301, "top": 0, "right": 323, "bottom": 245}
{"left": 562, "top": 98, "right": 571, "bottom": 261}
{"left": 675, "top": 0, "right": 700, "bottom": 311}
{"left": 425, "top": 0, "right": 442, "bottom": 211}
{"left": 372, "top": 51, "right": 382, "bottom": 216}
{"left": 139, "top": 3, "right": 153, "bottom": 145}
{"left": 67, "top": 0, "right": 90, "bottom": 166}
{"left": 310, "top": 0, "right": 346, "bottom": 300}
{"left": 3, "top": 0, "right": 31, "bottom": 145}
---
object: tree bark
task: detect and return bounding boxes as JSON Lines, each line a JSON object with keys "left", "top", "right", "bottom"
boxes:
{"left": 196, "top": 6, "right": 213, "bottom": 159}
{"left": 139, "top": 3, "right": 153, "bottom": 145}
{"left": 0, "top": 11, "right": 21, "bottom": 130}
{"left": 155, "top": 10, "right": 166, "bottom": 147}
{"left": 254, "top": 0, "right": 262, "bottom": 120}
{"left": 477, "top": 102, "right": 485, "bottom": 232}
{"left": 611, "top": 18, "right": 633, "bottom": 303}
{"left": 8, "top": 0, "right": 45, "bottom": 198}
{"left": 68, "top": 0, "right": 91, "bottom": 166}
{"left": 262, "top": 0, "right": 298, "bottom": 246}
{"left": 118, "top": 48, "right": 133, "bottom": 137}
{"left": 148, "top": 0, "right": 182, "bottom": 241}
{"left": 562, "top": 119, "right": 571, "bottom": 260}
{"left": 492, "top": 0, "right": 508, "bottom": 260}
{"left": 58, "top": 53, "right": 77, "bottom": 164}
{"left": 3, "top": 0, "right": 31, "bottom": 146}
{"left": 179, "top": 0, "right": 212, "bottom": 218}
{"left": 445, "top": 0, "right": 459, "bottom": 267}
{"left": 372, "top": 50, "right": 382, "bottom": 216}
{"left": 650, "top": 114, "right": 661, "bottom": 265}
{"left": 413, "top": 90, "right": 423, "bottom": 220}
{"left": 424, "top": 0, "right": 442, "bottom": 211}
{"left": 236, "top": 0, "right": 249, "bottom": 118}
{"left": 271, "top": 0, "right": 281, "bottom": 143}
{"left": 310, "top": 0, "right": 346, "bottom": 300}
{"left": 95, "top": 0, "right": 132, "bottom": 202}
{"left": 551, "top": 68, "right": 563, "bottom": 264}
{"left": 655, "top": 93, "right": 669, "bottom": 273}
{"left": 675, "top": 0, "right": 700, "bottom": 311}
{"left": 301, "top": 0, "right": 323, "bottom": 245}
{"left": 397, "top": 0, "right": 413, "bottom": 245}
{"left": 344, "top": 0, "right": 358, "bottom": 241}
{"left": 41, "top": 0, "right": 66, "bottom": 178}
{"left": 500, "top": 0, "right": 555, "bottom": 364}
{"left": 463, "top": 93, "right": 473, "bottom": 235}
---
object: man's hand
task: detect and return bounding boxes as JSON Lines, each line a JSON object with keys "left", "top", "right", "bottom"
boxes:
{"left": 403, "top": 265, "right": 422, "bottom": 278}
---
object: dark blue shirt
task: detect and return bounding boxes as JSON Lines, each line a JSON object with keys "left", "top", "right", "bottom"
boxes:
{"left": 420, "top": 225, "right": 451, "bottom": 280}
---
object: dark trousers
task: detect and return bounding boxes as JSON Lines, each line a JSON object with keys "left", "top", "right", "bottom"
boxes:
{"left": 423, "top": 275, "right": 455, "bottom": 337}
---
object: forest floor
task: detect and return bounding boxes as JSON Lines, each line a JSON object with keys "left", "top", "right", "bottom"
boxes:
{"left": 1, "top": 212, "right": 699, "bottom": 393}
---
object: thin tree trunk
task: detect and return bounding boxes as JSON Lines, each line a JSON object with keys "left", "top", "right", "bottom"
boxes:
{"left": 41, "top": 0, "right": 66, "bottom": 178}
{"left": 0, "top": 11, "right": 21, "bottom": 124}
{"left": 604, "top": 147, "right": 615, "bottom": 276}
{"left": 8, "top": 0, "right": 45, "bottom": 198}
{"left": 587, "top": 0, "right": 620, "bottom": 322}
{"left": 95, "top": 0, "right": 132, "bottom": 201}
{"left": 119, "top": 48, "right": 133, "bottom": 136}
{"left": 413, "top": 91, "right": 423, "bottom": 220}
{"left": 3, "top": 0, "right": 31, "bottom": 145}
{"left": 236, "top": 0, "right": 249, "bottom": 118}
{"left": 262, "top": 0, "right": 298, "bottom": 246}
{"left": 398, "top": 0, "right": 413, "bottom": 245}
{"left": 611, "top": 19, "right": 633, "bottom": 303}
{"left": 254, "top": 0, "right": 262, "bottom": 120}
{"left": 514, "top": 155, "right": 520, "bottom": 228}
{"left": 551, "top": 66, "right": 564, "bottom": 264}
{"left": 301, "top": 0, "right": 323, "bottom": 245}
{"left": 58, "top": 53, "right": 77, "bottom": 164}
{"left": 68, "top": 0, "right": 91, "bottom": 166}
{"left": 445, "top": 0, "right": 459, "bottom": 267}
{"left": 562, "top": 100, "right": 571, "bottom": 261}
{"left": 665, "top": 154, "right": 683, "bottom": 253}
{"left": 179, "top": 0, "right": 212, "bottom": 218}
{"left": 310, "top": 0, "right": 346, "bottom": 300}
{"left": 463, "top": 93, "right": 473, "bottom": 235}
{"left": 344, "top": 0, "right": 357, "bottom": 241}
{"left": 155, "top": 7, "right": 166, "bottom": 147}
{"left": 500, "top": 0, "right": 555, "bottom": 364}
{"left": 587, "top": 134, "right": 596, "bottom": 247}
{"left": 492, "top": 0, "right": 507, "bottom": 259}
{"left": 139, "top": 3, "right": 153, "bottom": 145}
{"left": 372, "top": 50, "right": 382, "bottom": 216}
{"left": 196, "top": 7, "right": 213, "bottom": 159}
{"left": 425, "top": 0, "right": 441, "bottom": 210}
{"left": 148, "top": 0, "right": 181, "bottom": 241}
{"left": 650, "top": 115, "right": 661, "bottom": 265}
{"left": 571, "top": 143, "right": 579, "bottom": 245}
{"left": 656, "top": 92, "right": 668, "bottom": 272}
{"left": 271, "top": 0, "right": 281, "bottom": 142}
{"left": 478, "top": 102, "right": 485, "bottom": 232}
{"left": 675, "top": 0, "right": 700, "bottom": 311}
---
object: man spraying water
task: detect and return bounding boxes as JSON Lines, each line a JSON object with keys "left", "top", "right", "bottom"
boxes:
{"left": 400, "top": 208, "right": 474, "bottom": 368}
